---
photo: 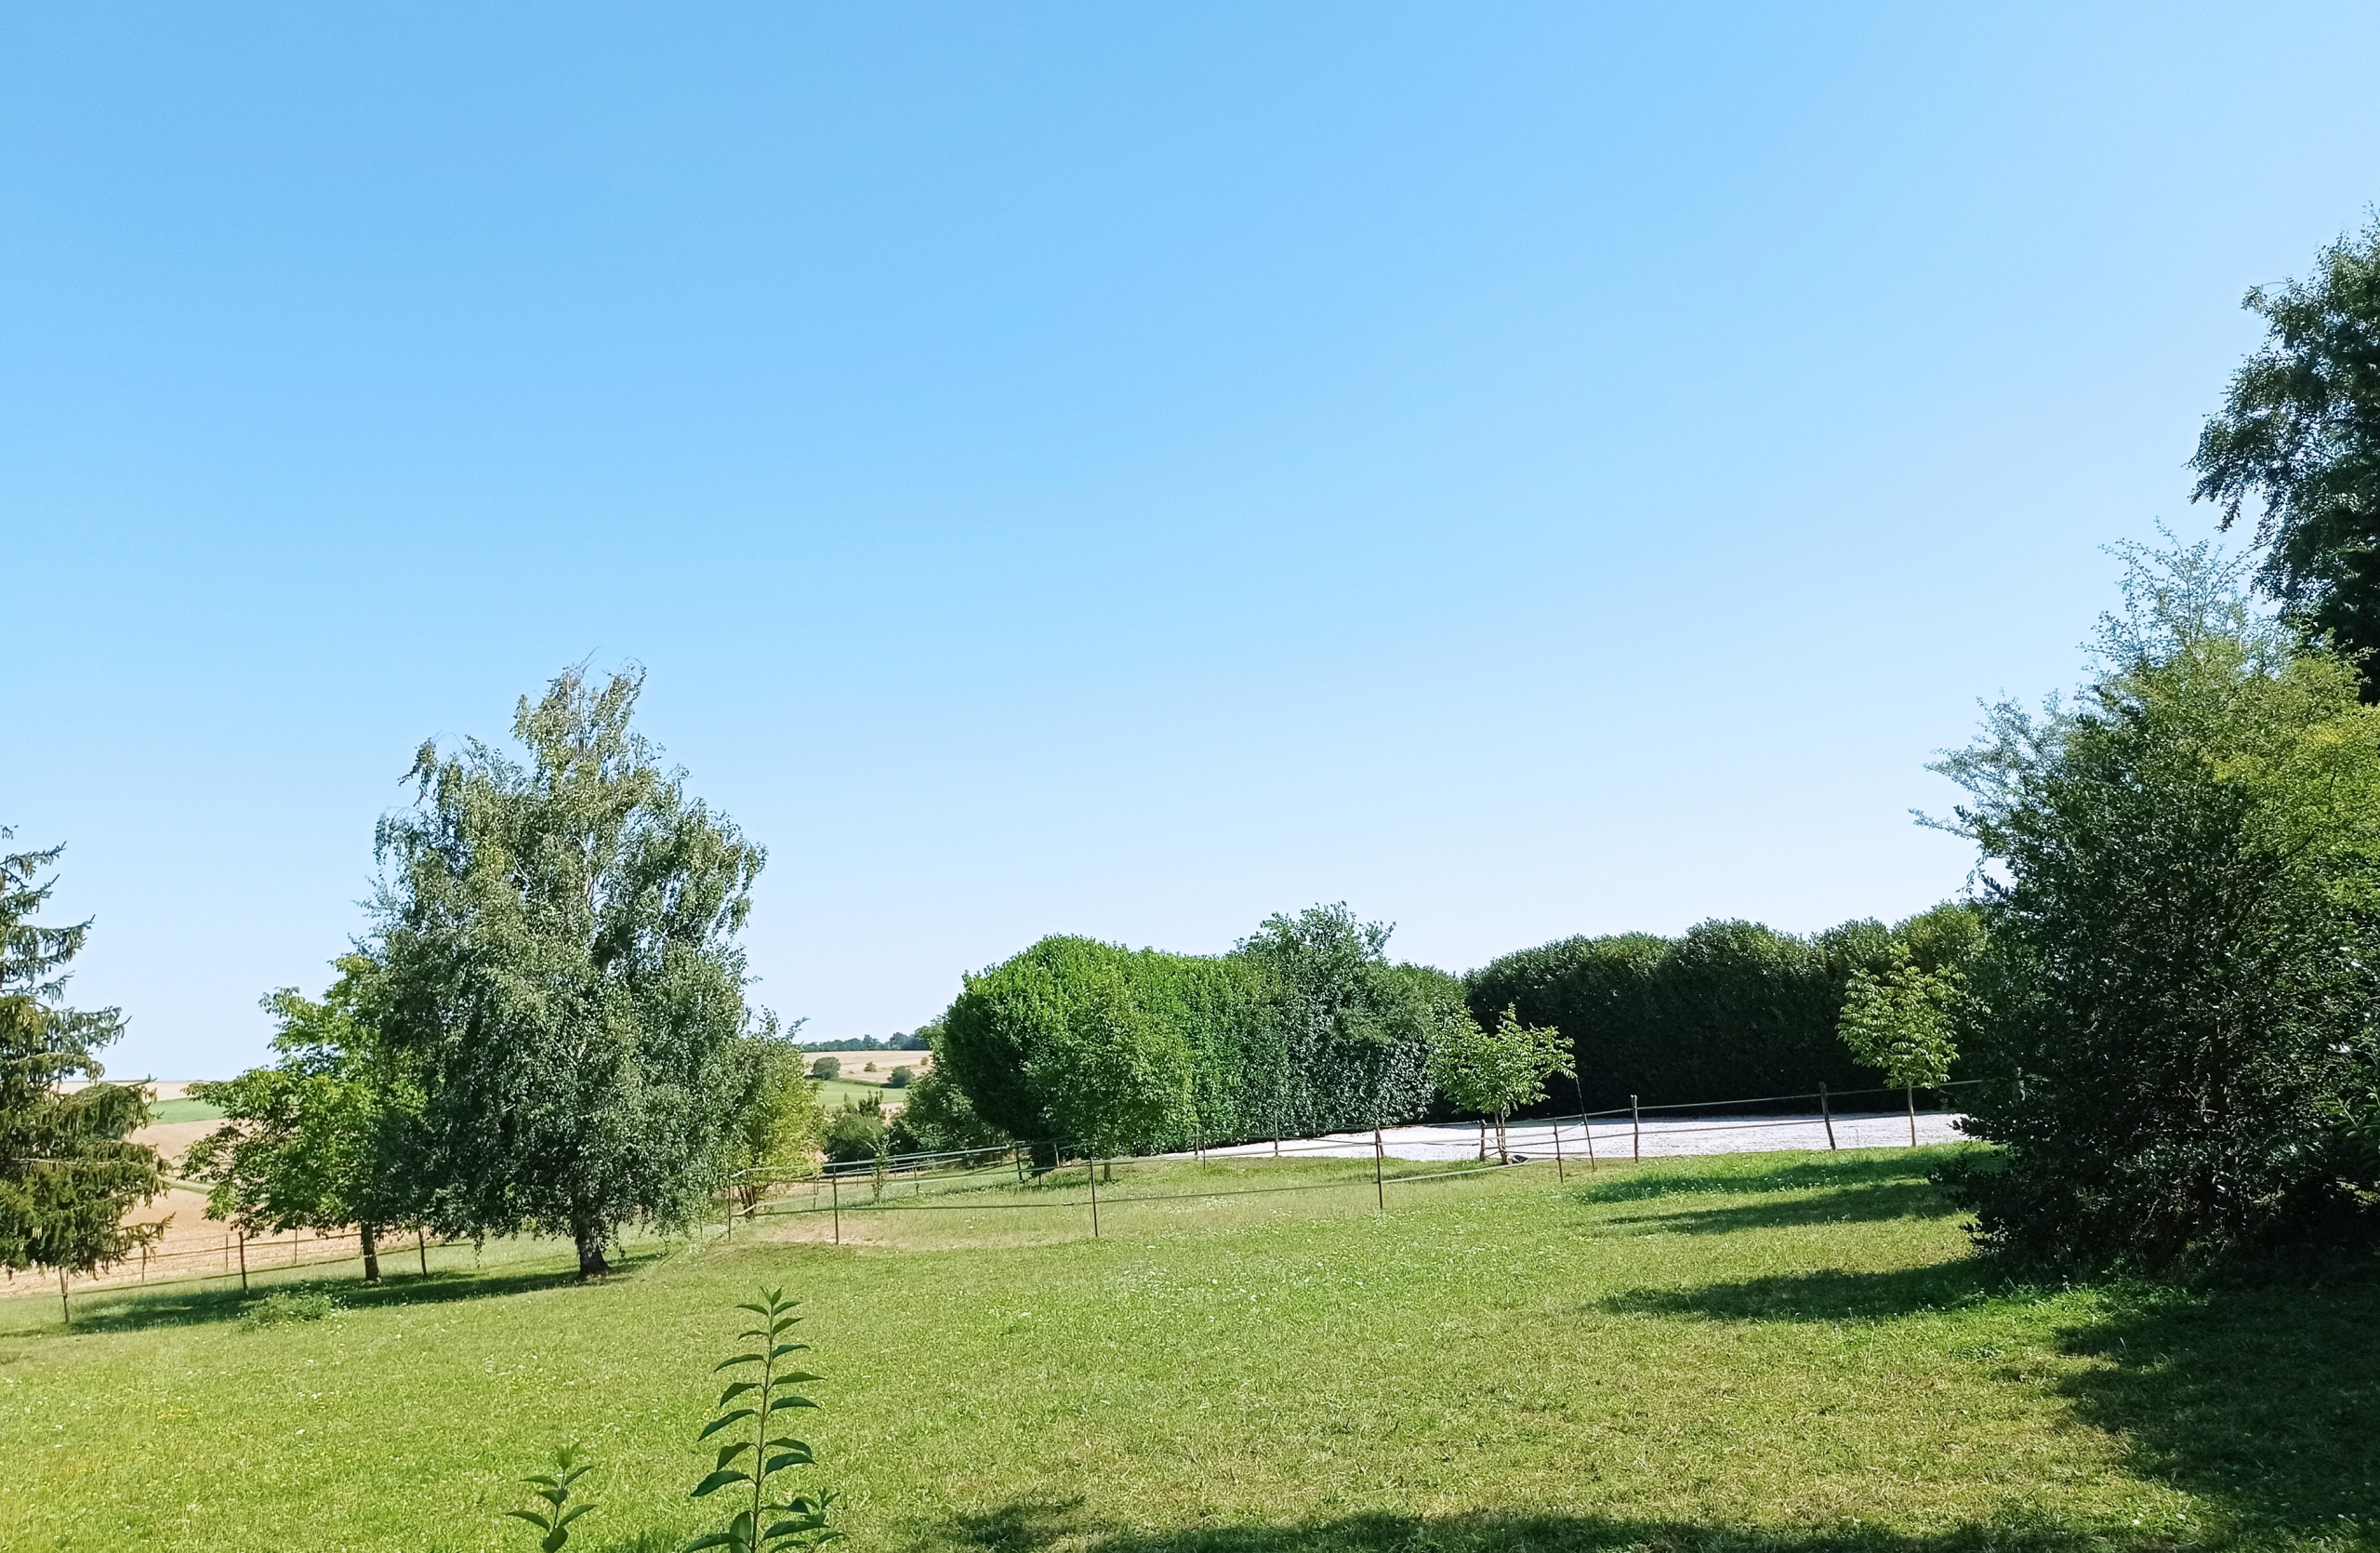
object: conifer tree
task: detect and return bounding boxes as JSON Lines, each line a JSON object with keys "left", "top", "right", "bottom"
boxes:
{"left": 0, "top": 830, "right": 165, "bottom": 1322}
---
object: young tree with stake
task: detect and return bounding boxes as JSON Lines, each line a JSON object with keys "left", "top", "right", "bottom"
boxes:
{"left": 1836, "top": 947, "right": 1960, "bottom": 1144}
{"left": 1430, "top": 1005, "right": 1572, "bottom": 1163}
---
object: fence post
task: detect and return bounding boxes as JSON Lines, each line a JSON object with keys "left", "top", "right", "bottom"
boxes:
{"left": 237, "top": 1232, "right": 249, "bottom": 1294}
{"left": 59, "top": 1267, "right": 70, "bottom": 1328}
{"left": 1907, "top": 1083, "right": 1918, "bottom": 1147}
{"left": 1819, "top": 1082, "right": 1838, "bottom": 1150}
{"left": 831, "top": 1173, "right": 840, "bottom": 1244}
{"left": 1572, "top": 1074, "right": 1594, "bottom": 1171}
{"left": 1550, "top": 1116, "right": 1566, "bottom": 1182}
{"left": 1373, "top": 1128, "right": 1386, "bottom": 1211}
{"left": 1087, "top": 1155, "right": 1100, "bottom": 1239}
{"left": 1630, "top": 1095, "right": 1642, "bottom": 1161}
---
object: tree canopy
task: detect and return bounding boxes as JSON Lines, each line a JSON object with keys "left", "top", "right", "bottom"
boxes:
{"left": 2193, "top": 219, "right": 2380, "bottom": 687}
{"left": 1429, "top": 1004, "right": 1571, "bottom": 1162}
{"left": 185, "top": 957, "right": 421, "bottom": 1281}
{"left": 365, "top": 667, "right": 767, "bottom": 1278}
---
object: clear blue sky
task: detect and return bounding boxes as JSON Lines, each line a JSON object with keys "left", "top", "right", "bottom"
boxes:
{"left": 8, "top": 5, "right": 2378, "bottom": 1077}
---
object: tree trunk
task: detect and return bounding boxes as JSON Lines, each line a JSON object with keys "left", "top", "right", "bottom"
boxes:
{"left": 58, "top": 1266, "right": 70, "bottom": 1328}
{"left": 574, "top": 1221, "right": 610, "bottom": 1280}
{"left": 1478, "top": 1118, "right": 1488, "bottom": 1161}
{"left": 360, "top": 1223, "right": 381, "bottom": 1284}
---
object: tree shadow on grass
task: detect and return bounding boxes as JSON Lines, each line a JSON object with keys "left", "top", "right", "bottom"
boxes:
{"left": 1593, "top": 1254, "right": 2380, "bottom": 1539}
{"left": 1596, "top": 1180, "right": 1958, "bottom": 1239}
{"left": 1596, "top": 1260, "right": 2001, "bottom": 1322}
{"left": 1575, "top": 1151, "right": 1965, "bottom": 1204}
{"left": 914, "top": 1500, "right": 2134, "bottom": 1553}
{"left": 1, "top": 1246, "right": 671, "bottom": 1338}
{"left": 2051, "top": 1268, "right": 2380, "bottom": 1538}
{"left": 1575, "top": 1152, "right": 1966, "bottom": 1241}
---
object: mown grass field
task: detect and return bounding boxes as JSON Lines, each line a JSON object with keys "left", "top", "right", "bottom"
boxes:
{"left": 815, "top": 1075, "right": 912, "bottom": 1111}
{"left": 4, "top": 1147, "right": 2374, "bottom": 1553}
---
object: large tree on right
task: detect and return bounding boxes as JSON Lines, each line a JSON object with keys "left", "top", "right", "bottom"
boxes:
{"left": 1937, "top": 542, "right": 2380, "bottom": 1271}
{"left": 2194, "top": 219, "right": 2380, "bottom": 691}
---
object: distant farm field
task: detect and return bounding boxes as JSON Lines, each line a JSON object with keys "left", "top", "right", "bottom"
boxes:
{"left": 146, "top": 1097, "right": 227, "bottom": 1125}
{"left": 814, "top": 1074, "right": 918, "bottom": 1111}
{"left": 4, "top": 1147, "right": 2373, "bottom": 1553}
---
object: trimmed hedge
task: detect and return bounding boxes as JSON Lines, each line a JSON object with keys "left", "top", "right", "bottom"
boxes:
{"left": 939, "top": 909, "right": 1465, "bottom": 1156}
{"left": 1465, "top": 918, "right": 1907, "bottom": 1112}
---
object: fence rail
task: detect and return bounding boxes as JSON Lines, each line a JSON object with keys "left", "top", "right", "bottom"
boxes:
{"left": 8, "top": 1081, "right": 1977, "bottom": 1307}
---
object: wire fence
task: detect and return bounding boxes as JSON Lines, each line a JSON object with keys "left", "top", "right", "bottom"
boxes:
{"left": 724, "top": 1078, "right": 1982, "bottom": 1244}
{"left": 7, "top": 1079, "right": 1980, "bottom": 1307}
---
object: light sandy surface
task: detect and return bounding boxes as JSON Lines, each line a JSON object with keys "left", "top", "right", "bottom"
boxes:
{"left": 1189, "top": 1109, "right": 1966, "bottom": 1163}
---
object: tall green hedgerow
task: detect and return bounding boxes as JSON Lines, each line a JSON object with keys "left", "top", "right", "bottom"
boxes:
{"left": 937, "top": 906, "right": 1460, "bottom": 1158}
{"left": 1463, "top": 918, "right": 1905, "bottom": 1111}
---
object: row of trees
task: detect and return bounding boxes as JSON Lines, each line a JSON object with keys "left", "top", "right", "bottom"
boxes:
{"left": 927, "top": 903, "right": 1965, "bottom": 1161}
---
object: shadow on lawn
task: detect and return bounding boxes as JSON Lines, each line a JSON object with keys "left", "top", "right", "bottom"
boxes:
{"left": 1577, "top": 1151, "right": 1959, "bottom": 1203}
{"left": 1597, "top": 1260, "right": 1998, "bottom": 1322}
{"left": 918, "top": 1501, "right": 2147, "bottom": 1553}
{"left": 1596, "top": 1180, "right": 1957, "bottom": 1239}
{"left": 1597, "top": 1254, "right": 2380, "bottom": 1539}
{"left": 5, "top": 1247, "right": 669, "bottom": 1337}
{"left": 2053, "top": 1269, "right": 2380, "bottom": 1537}
{"left": 1577, "top": 1152, "right": 1964, "bottom": 1241}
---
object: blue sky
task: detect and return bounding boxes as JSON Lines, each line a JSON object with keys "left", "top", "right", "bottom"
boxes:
{"left": 7, "top": 5, "right": 2379, "bottom": 1077}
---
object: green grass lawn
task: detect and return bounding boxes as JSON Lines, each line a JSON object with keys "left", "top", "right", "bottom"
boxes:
{"left": 4, "top": 1147, "right": 2374, "bottom": 1553}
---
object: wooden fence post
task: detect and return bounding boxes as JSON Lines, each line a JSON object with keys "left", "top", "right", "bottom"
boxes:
{"left": 1087, "top": 1156, "right": 1100, "bottom": 1239}
{"left": 1907, "top": 1084, "right": 1919, "bottom": 1147}
{"left": 1373, "top": 1129, "right": 1386, "bottom": 1211}
{"left": 831, "top": 1173, "right": 840, "bottom": 1244}
{"left": 237, "top": 1233, "right": 248, "bottom": 1294}
{"left": 1551, "top": 1117, "right": 1566, "bottom": 1182}
{"left": 1630, "top": 1095, "right": 1642, "bottom": 1161}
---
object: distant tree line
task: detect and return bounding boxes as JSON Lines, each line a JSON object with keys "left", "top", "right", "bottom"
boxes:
{"left": 797, "top": 1033, "right": 932, "bottom": 1053}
